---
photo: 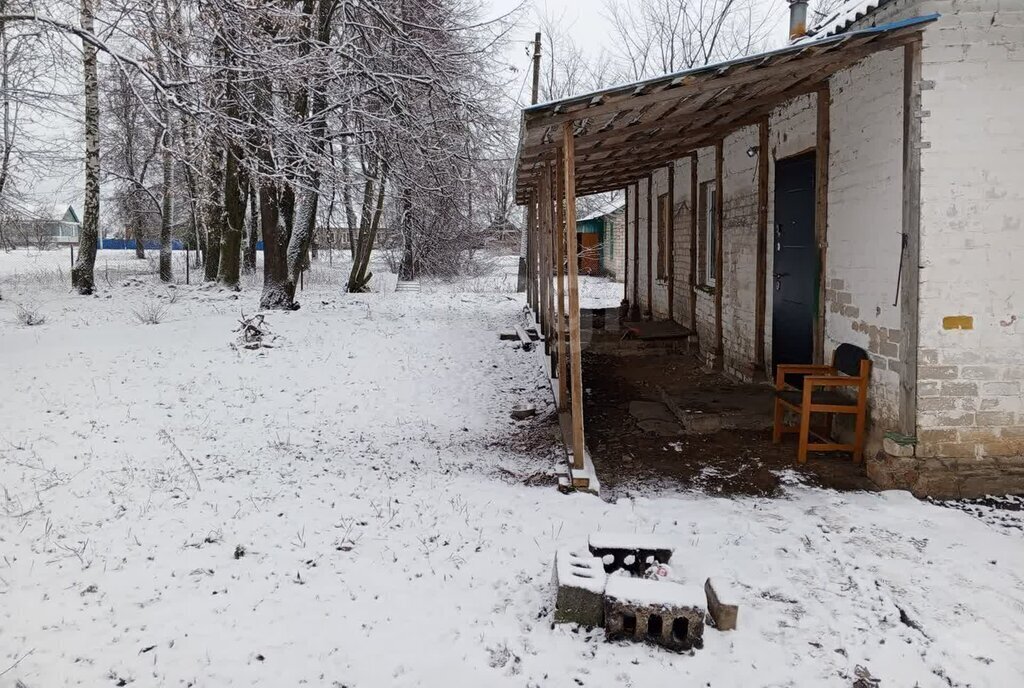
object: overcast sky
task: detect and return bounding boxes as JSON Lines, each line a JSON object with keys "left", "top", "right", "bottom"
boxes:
{"left": 490, "top": 0, "right": 791, "bottom": 108}
{"left": 28, "top": 0, "right": 793, "bottom": 213}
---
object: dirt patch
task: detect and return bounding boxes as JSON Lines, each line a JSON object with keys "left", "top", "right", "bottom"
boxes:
{"left": 582, "top": 350, "right": 875, "bottom": 499}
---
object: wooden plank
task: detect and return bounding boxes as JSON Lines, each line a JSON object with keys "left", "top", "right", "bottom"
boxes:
{"left": 646, "top": 174, "right": 653, "bottom": 318}
{"left": 555, "top": 153, "right": 568, "bottom": 410}
{"left": 689, "top": 152, "right": 698, "bottom": 329}
{"left": 623, "top": 184, "right": 630, "bottom": 305}
{"left": 632, "top": 181, "right": 640, "bottom": 312}
{"left": 526, "top": 193, "right": 537, "bottom": 315}
{"left": 515, "top": 324, "right": 535, "bottom": 351}
{"left": 562, "top": 122, "right": 586, "bottom": 476}
{"left": 667, "top": 161, "right": 676, "bottom": 320}
{"left": 543, "top": 165, "right": 554, "bottom": 344}
{"left": 754, "top": 118, "right": 769, "bottom": 374}
{"left": 899, "top": 40, "right": 923, "bottom": 436}
{"left": 548, "top": 162, "right": 559, "bottom": 368}
{"left": 814, "top": 86, "right": 831, "bottom": 364}
{"left": 714, "top": 140, "right": 724, "bottom": 370}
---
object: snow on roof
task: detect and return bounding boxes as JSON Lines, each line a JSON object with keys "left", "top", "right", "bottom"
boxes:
{"left": 578, "top": 201, "right": 625, "bottom": 222}
{"left": 802, "top": 0, "right": 892, "bottom": 41}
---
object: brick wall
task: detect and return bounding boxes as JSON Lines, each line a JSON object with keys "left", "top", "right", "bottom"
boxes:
{"left": 843, "top": 0, "right": 1024, "bottom": 461}
{"left": 825, "top": 48, "right": 906, "bottom": 432}
{"left": 671, "top": 158, "right": 694, "bottom": 327}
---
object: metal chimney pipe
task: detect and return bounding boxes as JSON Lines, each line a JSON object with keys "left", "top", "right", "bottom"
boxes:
{"left": 788, "top": 0, "right": 809, "bottom": 40}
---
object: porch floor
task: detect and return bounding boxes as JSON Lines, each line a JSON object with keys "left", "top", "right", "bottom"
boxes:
{"left": 581, "top": 347, "right": 875, "bottom": 498}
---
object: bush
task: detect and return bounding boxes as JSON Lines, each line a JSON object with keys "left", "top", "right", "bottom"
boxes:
{"left": 16, "top": 303, "right": 46, "bottom": 326}
{"left": 131, "top": 300, "right": 170, "bottom": 325}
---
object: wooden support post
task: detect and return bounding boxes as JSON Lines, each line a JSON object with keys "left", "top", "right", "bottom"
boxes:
{"left": 667, "top": 162, "right": 676, "bottom": 321}
{"left": 623, "top": 185, "right": 630, "bottom": 305}
{"left": 631, "top": 181, "right": 640, "bottom": 319}
{"left": 899, "top": 40, "right": 923, "bottom": 436}
{"left": 539, "top": 164, "right": 551, "bottom": 344}
{"left": 645, "top": 174, "right": 653, "bottom": 319}
{"left": 689, "top": 153, "right": 698, "bottom": 330}
{"left": 814, "top": 86, "right": 831, "bottom": 364}
{"left": 714, "top": 140, "right": 725, "bottom": 370}
{"left": 526, "top": 195, "right": 537, "bottom": 315}
{"left": 556, "top": 153, "right": 568, "bottom": 410}
{"left": 754, "top": 119, "right": 770, "bottom": 374}
{"left": 548, "top": 163, "right": 559, "bottom": 366}
{"left": 562, "top": 122, "right": 586, "bottom": 473}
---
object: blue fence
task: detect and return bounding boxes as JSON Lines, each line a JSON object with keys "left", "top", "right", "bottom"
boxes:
{"left": 101, "top": 238, "right": 185, "bottom": 251}
{"left": 100, "top": 239, "right": 265, "bottom": 251}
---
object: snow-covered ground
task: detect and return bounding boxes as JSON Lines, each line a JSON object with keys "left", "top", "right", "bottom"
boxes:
{"left": 579, "top": 274, "right": 624, "bottom": 310}
{"left": 2, "top": 248, "right": 1023, "bottom": 687}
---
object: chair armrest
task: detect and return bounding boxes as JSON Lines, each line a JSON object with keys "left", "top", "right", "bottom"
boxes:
{"left": 775, "top": 364, "right": 835, "bottom": 389}
{"left": 804, "top": 376, "right": 860, "bottom": 388}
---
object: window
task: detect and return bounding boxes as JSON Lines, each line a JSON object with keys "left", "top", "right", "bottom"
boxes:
{"left": 657, "top": 193, "right": 670, "bottom": 280}
{"left": 699, "top": 180, "right": 718, "bottom": 287}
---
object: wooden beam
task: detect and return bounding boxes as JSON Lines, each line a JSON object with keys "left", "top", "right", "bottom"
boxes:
{"left": 899, "top": 39, "right": 923, "bottom": 436}
{"left": 562, "top": 123, "right": 586, "bottom": 475}
{"left": 646, "top": 174, "right": 653, "bottom": 319}
{"left": 714, "top": 140, "right": 724, "bottom": 369}
{"left": 526, "top": 192, "right": 537, "bottom": 315}
{"left": 689, "top": 152, "right": 698, "bottom": 330}
{"left": 548, "top": 162, "right": 559, "bottom": 370}
{"left": 623, "top": 184, "right": 630, "bottom": 304}
{"left": 555, "top": 153, "right": 568, "bottom": 411}
{"left": 632, "top": 181, "right": 640, "bottom": 316}
{"left": 814, "top": 86, "right": 831, "bottom": 364}
{"left": 667, "top": 161, "right": 676, "bottom": 320}
{"left": 754, "top": 118, "right": 769, "bottom": 374}
{"left": 539, "top": 164, "right": 552, "bottom": 345}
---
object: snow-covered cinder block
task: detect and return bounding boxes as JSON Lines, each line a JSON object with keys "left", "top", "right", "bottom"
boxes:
{"left": 552, "top": 548, "right": 607, "bottom": 627}
{"left": 704, "top": 577, "right": 738, "bottom": 631}
{"left": 604, "top": 577, "right": 705, "bottom": 652}
{"left": 588, "top": 532, "right": 674, "bottom": 576}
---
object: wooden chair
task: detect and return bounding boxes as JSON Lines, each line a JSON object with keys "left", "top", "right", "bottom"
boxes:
{"left": 772, "top": 343, "right": 871, "bottom": 463}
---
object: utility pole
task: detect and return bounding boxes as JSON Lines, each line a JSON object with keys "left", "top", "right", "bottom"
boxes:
{"left": 518, "top": 32, "right": 542, "bottom": 294}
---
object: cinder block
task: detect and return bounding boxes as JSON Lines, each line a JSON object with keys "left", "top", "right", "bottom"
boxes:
{"left": 588, "top": 532, "right": 674, "bottom": 576}
{"left": 604, "top": 577, "right": 705, "bottom": 652}
{"left": 553, "top": 548, "right": 607, "bottom": 627}
{"left": 704, "top": 578, "right": 739, "bottom": 631}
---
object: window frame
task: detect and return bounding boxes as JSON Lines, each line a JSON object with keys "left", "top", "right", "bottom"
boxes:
{"left": 657, "top": 192, "right": 670, "bottom": 280}
{"left": 704, "top": 181, "right": 717, "bottom": 287}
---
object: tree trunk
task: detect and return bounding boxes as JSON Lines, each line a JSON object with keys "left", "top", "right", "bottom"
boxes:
{"left": 398, "top": 187, "right": 414, "bottom": 280}
{"left": 341, "top": 143, "right": 358, "bottom": 260}
{"left": 71, "top": 0, "right": 99, "bottom": 294}
{"left": 159, "top": 125, "right": 173, "bottom": 282}
{"left": 347, "top": 172, "right": 386, "bottom": 293}
{"left": 203, "top": 143, "right": 223, "bottom": 281}
{"left": 259, "top": 180, "right": 295, "bottom": 309}
{"left": 243, "top": 181, "right": 258, "bottom": 274}
{"left": 218, "top": 146, "right": 245, "bottom": 289}
{"left": 133, "top": 211, "right": 145, "bottom": 258}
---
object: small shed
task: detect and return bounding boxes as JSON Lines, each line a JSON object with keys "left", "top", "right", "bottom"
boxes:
{"left": 576, "top": 202, "right": 625, "bottom": 278}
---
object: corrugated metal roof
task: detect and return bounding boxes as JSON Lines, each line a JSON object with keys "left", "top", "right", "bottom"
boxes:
{"left": 515, "top": 13, "right": 938, "bottom": 201}
{"left": 802, "top": 0, "right": 892, "bottom": 42}
{"left": 579, "top": 201, "right": 625, "bottom": 222}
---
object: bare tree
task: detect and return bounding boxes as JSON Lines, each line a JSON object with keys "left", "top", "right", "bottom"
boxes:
{"left": 71, "top": 0, "right": 100, "bottom": 294}
{"left": 604, "top": 0, "right": 776, "bottom": 81}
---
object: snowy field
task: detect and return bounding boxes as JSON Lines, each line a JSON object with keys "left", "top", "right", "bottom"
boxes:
{"left": 579, "top": 275, "right": 623, "bottom": 310}
{"left": 2, "top": 248, "right": 1024, "bottom": 687}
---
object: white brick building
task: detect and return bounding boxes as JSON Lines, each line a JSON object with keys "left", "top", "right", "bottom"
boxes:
{"left": 516, "top": 1, "right": 1024, "bottom": 497}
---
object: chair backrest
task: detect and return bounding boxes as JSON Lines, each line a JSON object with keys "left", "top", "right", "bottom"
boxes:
{"left": 832, "top": 343, "right": 870, "bottom": 377}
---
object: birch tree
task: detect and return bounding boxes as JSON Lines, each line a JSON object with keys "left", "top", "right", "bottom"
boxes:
{"left": 70, "top": 0, "right": 100, "bottom": 294}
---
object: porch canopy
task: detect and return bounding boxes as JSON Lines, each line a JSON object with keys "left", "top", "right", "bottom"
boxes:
{"left": 514, "top": 14, "right": 936, "bottom": 202}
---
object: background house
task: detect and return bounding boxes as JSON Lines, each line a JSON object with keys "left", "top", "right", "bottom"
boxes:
{"left": 575, "top": 202, "right": 625, "bottom": 277}
{"left": 4, "top": 204, "right": 82, "bottom": 248}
